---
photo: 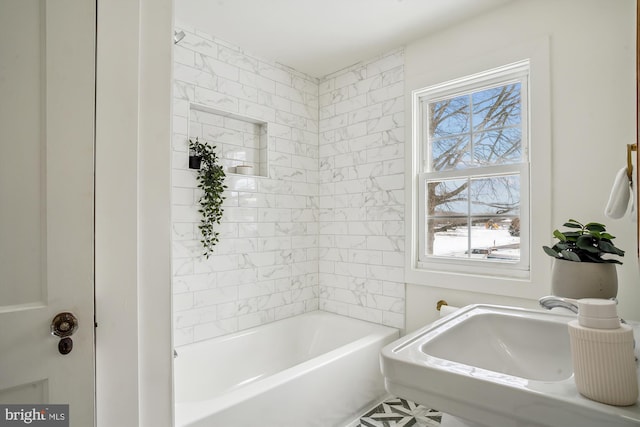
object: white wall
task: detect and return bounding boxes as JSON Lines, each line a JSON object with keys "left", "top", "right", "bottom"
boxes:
{"left": 95, "top": 0, "right": 141, "bottom": 423}
{"left": 404, "top": 0, "right": 639, "bottom": 332}
{"left": 95, "top": 0, "right": 173, "bottom": 426}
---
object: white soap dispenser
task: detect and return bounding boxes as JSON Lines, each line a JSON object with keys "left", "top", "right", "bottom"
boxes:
{"left": 568, "top": 298, "right": 638, "bottom": 406}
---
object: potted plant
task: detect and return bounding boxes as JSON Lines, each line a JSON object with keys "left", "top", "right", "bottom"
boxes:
{"left": 543, "top": 219, "right": 624, "bottom": 299}
{"left": 188, "top": 137, "right": 227, "bottom": 258}
{"left": 188, "top": 137, "right": 204, "bottom": 169}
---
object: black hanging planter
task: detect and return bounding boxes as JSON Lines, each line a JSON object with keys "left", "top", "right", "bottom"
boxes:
{"left": 188, "top": 137, "right": 227, "bottom": 258}
{"left": 189, "top": 155, "right": 202, "bottom": 170}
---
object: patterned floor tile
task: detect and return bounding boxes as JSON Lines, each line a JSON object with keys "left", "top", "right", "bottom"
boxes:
{"left": 355, "top": 397, "right": 442, "bottom": 427}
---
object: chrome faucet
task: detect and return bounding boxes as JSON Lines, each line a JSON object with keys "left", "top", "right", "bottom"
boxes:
{"left": 538, "top": 296, "right": 626, "bottom": 323}
{"left": 538, "top": 296, "right": 633, "bottom": 353}
{"left": 538, "top": 296, "right": 579, "bottom": 314}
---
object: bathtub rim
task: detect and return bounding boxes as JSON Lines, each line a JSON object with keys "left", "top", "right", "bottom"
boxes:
{"left": 174, "top": 310, "right": 396, "bottom": 357}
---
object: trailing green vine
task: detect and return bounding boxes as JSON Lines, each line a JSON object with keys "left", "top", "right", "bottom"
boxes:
{"left": 189, "top": 137, "right": 227, "bottom": 258}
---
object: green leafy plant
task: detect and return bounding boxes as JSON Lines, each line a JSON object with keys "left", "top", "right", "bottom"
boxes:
{"left": 189, "top": 137, "right": 227, "bottom": 258}
{"left": 542, "top": 219, "right": 625, "bottom": 264}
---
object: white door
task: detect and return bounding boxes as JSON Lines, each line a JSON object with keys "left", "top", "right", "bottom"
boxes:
{"left": 0, "top": 0, "right": 96, "bottom": 425}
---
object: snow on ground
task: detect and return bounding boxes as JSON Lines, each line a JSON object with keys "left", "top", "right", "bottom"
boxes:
{"left": 433, "top": 226, "right": 520, "bottom": 260}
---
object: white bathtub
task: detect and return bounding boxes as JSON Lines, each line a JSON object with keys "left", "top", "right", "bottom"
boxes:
{"left": 174, "top": 311, "right": 399, "bottom": 427}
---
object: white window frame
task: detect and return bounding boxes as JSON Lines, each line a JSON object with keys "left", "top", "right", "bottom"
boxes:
{"left": 405, "top": 38, "right": 552, "bottom": 299}
{"left": 416, "top": 62, "right": 530, "bottom": 279}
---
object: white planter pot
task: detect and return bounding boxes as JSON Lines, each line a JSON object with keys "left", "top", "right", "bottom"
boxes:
{"left": 551, "top": 259, "right": 618, "bottom": 299}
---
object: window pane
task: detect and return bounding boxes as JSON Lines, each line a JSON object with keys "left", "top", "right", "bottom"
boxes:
{"left": 427, "top": 179, "right": 468, "bottom": 217}
{"left": 472, "top": 83, "right": 521, "bottom": 131}
{"left": 469, "top": 217, "right": 520, "bottom": 262}
{"left": 469, "top": 175, "right": 520, "bottom": 216}
{"left": 430, "top": 136, "right": 471, "bottom": 171}
{"left": 427, "top": 217, "right": 520, "bottom": 261}
{"left": 473, "top": 128, "right": 521, "bottom": 165}
{"left": 427, "top": 218, "right": 470, "bottom": 258}
{"left": 427, "top": 84, "right": 523, "bottom": 172}
{"left": 428, "top": 95, "right": 469, "bottom": 138}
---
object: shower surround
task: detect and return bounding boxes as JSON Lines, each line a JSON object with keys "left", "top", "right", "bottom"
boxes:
{"left": 318, "top": 49, "right": 405, "bottom": 328}
{"left": 172, "top": 24, "right": 405, "bottom": 346}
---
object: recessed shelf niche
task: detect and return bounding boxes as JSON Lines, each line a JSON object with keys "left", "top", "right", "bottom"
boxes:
{"left": 188, "top": 102, "right": 268, "bottom": 177}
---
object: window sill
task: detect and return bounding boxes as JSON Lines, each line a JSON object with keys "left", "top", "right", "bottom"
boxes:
{"left": 405, "top": 262, "right": 547, "bottom": 300}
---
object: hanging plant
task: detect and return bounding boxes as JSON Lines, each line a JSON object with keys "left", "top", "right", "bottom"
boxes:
{"left": 189, "top": 137, "right": 227, "bottom": 258}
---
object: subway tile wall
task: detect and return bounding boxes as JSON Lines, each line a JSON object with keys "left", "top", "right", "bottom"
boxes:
{"left": 172, "top": 25, "right": 320, "bottom": 346}
{"left": 172, "top": 25, "right": 405, "bottom": 346}
{"left": 318, "top": 50, "right": 405, "bottom": 329}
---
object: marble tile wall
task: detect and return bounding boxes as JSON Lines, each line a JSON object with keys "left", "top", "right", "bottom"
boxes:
{"left": 318, "top": 49, "right": 406, "bottom": 329}
{"left": 172, "top": 25, "right": 406, "bottom": 345}
{"left": 172, "top": 25, "right": 320, "bottom": 346}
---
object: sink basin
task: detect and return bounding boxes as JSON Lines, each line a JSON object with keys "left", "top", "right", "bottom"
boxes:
{"left": 421, "top": 309, "right": 573, "bottom": 382}
{"left": 381, "top": 304, "right": 640, "bottom": 427}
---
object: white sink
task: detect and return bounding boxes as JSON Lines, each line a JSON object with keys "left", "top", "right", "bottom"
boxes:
{"left": 381, "top": 304, "right": 640, "bottom": 427}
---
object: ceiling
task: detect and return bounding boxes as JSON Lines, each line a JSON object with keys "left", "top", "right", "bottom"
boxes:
{"left": 175, "top": 0, "right": 515, "bottom": 79}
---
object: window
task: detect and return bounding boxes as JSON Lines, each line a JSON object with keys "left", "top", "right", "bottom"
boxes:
{"left": 414, "top": 61, "right": 530, "bottom": 278}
